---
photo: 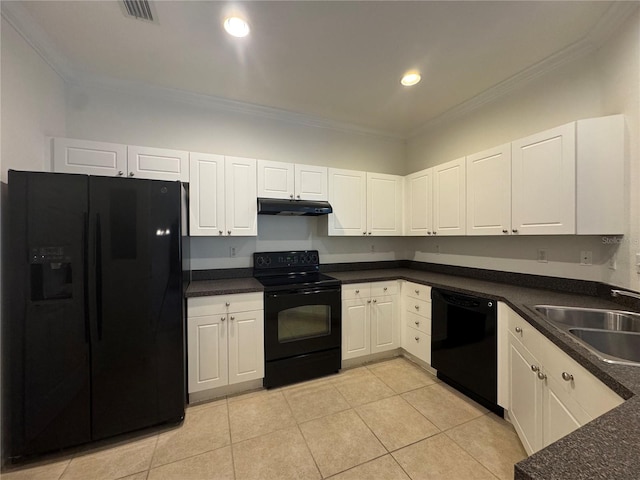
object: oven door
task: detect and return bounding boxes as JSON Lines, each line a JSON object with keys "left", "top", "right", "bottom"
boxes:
{"left": 264, "top": 286, "right": 341, "bottom": 361}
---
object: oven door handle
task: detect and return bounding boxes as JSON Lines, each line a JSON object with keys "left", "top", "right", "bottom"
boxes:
{"left": 267, "top": 287, "right": 341, "bottom": 298}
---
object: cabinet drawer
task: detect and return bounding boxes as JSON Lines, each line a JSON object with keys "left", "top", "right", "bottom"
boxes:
{"left": 404, "top": 282, "right": 431, "bottom": 301}
{"left": 342, "top": 283, "right": 371, "bottom": 301}
{"left": 405, "top": 310, "right": 431, "bottom": 334}
{"left": 405, "top": 298, "right": 430, "bottom": 319}
{"left": 403, "top": 326, "right": 431, "bottom": 364}
{"left": 538, "top": 336, "right": 623, "bottom": 419}
{"left": 188, "top": 292, "right": 263, "bottom": 317}
{"left": 370, "top": 281, "right": 399, "bottom": 297}
{"left": 508, "top": 309, "right": 544, "bottom": 355}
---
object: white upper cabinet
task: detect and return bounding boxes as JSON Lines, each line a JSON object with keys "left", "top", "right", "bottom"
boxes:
{"left": 327, "top": 168, "right": 368, "bottom": 236}
{"left": 257, "top": 160, "right": 327, "bottom": 201}
{"left": 127, "top": 145, "right": 189, "bottom": 182}
{"left": 404, "top": 168, "right": 433, "bottom": 236}
{"left": 294, "top": 164, "right": 328, "bottom": 201}
{"left": 189, "top": 153, "right": 257, "bottom": 236}
{"left": 466, "top": 144, "right": 512, "bottom": 236}
{"left": 53, "top": 138, "right": 189, "bottom": 182}
{"left": 512, "top": 123, "right": 576, "bottom": 235}
{"left": 433, "top": 157, "right": 466, "bottom": 236}
{"left": 367, "top": 172, "right": 404, "bottom": 236}
{"left": 53, "top": 138, "right": 127, "bottom": 177}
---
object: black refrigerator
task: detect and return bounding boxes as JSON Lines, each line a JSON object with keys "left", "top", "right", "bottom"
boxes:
{"left": 4, "top": 170, "right": 185, "bottom": 461}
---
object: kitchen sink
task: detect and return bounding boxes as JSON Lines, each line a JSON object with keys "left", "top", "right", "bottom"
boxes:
{"left": 532, "top": 305, "right": 640, "bottom": 332}
{"left": 531, "top": 305, "right": 640, "bottom": 366}
{"left": 568, "top": 329, "right": 640, "bottom": 364}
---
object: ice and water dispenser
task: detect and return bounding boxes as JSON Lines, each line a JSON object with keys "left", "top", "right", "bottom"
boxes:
{"left": 30, "top": 246, "right": 73, "bottom": 301}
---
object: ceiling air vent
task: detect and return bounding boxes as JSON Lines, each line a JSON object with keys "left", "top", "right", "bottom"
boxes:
{"left": 122, "top": 0, "right": 154, "bottom": 22}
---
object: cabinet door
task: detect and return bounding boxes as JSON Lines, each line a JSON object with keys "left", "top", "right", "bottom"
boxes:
{"left": 370, "top": 296, "right": 399, "bottom": 353}
{"left": 433, "top": 158, "right": 466, "bottom": 236}
{"left": 53, "top": 138, "right": 127, "bottom": 177}
{"left": 508, "top": 335, "right": 543, "bottom": 455}
{"left": 228, "top": 310, "right": 265, "bottom": 385}
{"left": 512, "top": 123, "right": 576, "bottom": 235}
{"left": 189, "top": 152, "right": 225, "bottom": 236}
{"left": 225, "top": 156, "right": 257, "bottom": 236}
{"left": 404, "top": 168, "right": 433, "bottom": 236}
{"left": 257, "top": 159, "right": 294, "bottom": 199}
{"left": 294, "top": 164, "right": 328, "bottom": 201}
{"left": 187, "top": 315, "right": 228, "bottom": 393}
{"left": 466, "top": 145, "right": 511, "bottom": 236}
{"left": 342, "top": 299, "right": 370, "bottom": 359}
{"left": 327, "top": 168, "right": 367, "bottom": 236}
{"left": 367, "top": 172, "right": 403, "bottom": 236}
{"left": 127, "top": 145, "right": 189, "bottom": 182}
{"left": 542, "top": 374, "right": 591, "bottom": 449}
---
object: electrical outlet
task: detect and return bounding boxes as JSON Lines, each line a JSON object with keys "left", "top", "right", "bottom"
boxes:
{"left": 580, "top": 250, "right": 593, "bottom": 266}
{"left": 230, "top": 246, "right": 237, "bottom": 258}
{"left": 537, "top": 248, "right": 548, "bottom": 263}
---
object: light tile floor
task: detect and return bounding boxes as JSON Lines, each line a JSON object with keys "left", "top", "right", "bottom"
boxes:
{"left": 3, "top": 357, "right": 527, "bottom": 480}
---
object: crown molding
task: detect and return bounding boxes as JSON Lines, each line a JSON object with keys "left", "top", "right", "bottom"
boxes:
{"left": 407, "top": 1, "right": 639, "bottom": 139}
{"left": 1, "top": 1, "right": 73, "bottom": 81}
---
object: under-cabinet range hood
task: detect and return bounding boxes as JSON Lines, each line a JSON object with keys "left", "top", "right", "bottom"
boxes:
{"left": 257, "top": 198, "right": 333, "bottom": 216}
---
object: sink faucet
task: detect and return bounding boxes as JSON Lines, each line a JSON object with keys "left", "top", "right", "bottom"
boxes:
{"left": 611, "top": 289, "right": 640, "bottom": 301}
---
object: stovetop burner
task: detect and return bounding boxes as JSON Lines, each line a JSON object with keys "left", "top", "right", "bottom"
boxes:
{"left": 253, "top": 250, "right": 340, "bottom": 291}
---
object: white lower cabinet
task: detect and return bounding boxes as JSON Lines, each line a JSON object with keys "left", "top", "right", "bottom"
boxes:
{"left": 187, "top": 293, "right": 264, "bottom": 393}
{"left": 342, "top": 282, "right": 399, "bottom": 360}
{"left": 401, "top": 282, "right": 432, "bottom": 364}
{"left": 504, "top": 306, "right": 623, "bottom": 455}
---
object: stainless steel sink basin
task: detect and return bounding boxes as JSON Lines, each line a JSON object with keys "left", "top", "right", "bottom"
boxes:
{"left": 568, "top": 328, "right": 640, "bottom": 364}
{"left": 531, "top": 305, "right": 640, "bottom": 366}
{"left": 533, "top": 305, "right": 640, "bottom": 332}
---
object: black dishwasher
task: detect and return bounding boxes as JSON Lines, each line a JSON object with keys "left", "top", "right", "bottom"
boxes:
{"left": 431, "top": 288, "right": 502, "bottom": 415}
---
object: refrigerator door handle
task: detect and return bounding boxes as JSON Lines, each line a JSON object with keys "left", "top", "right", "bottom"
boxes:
{"left": 83, "top": 212, "right": 90, "bottom": 343}
{"left": 95, "top": 213, "right": 103, "bottom": 340}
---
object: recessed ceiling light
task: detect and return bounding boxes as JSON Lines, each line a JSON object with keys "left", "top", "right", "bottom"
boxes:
{"left": 401, "top": 72, "right": 421, "bottom": 87}
{"left": 224, "top": 16, "right": 250, "bottom": 37}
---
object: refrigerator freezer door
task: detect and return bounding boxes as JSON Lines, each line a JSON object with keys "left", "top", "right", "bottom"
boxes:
{"left": 88, "top": 176, "right": 184, "bottom": 440}
{"left": 7, "top": 171, "right": 91, "bottom": 458}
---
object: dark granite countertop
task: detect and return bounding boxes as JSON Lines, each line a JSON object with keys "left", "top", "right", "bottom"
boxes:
{"left": 186, "top": 266, "right": 640, "bottom": 478}
{"left": 185, "top": 277, "right": 263, "bottom": 297}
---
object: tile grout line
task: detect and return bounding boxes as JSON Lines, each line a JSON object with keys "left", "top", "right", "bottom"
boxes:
{"left": 294, "top": 423, "right": 324, "bottom": 479}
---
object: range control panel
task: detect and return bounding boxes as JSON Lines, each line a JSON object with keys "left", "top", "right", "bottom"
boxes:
{"left": 253, "top": 250, "right": 320, "bottom": 271}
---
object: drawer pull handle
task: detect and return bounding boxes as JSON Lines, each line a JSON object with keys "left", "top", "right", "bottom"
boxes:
{"left": 415, "top": 321, "right": 420, "bottom": 326}
{"left": 537, "top": 371, "right": 547, "bottom": 381}
{"left": 415, "top": 289, "right": 419, "bottom": 294}
{"left": 530, "top": 365, "right": 539, "bottom": 373}
{"left": 383, "top": 287, "right": 388, "bottom": 291}
{"left": 225, "top": 302, "right": 230, "bottom": 307}
{"left": 230, "top": 316, "right": 235, "bottom": 321}
{"left": 219, "top": 230, "right": 223, "bottom": 235}
{"left": 367, "top": 300, "right": 371, "bottom": 304}
{"left": 415, "top": 305, "right": 419, "bottom": 310}
{"left": 373, "top": 299, "right": 377, "bottom": 303}
{"left": 415, "top": 337, "right": 420, "bottom": 342}
{"left": 355, "top": 290, "right": 360, "bottom": 294}
{"left": 221, "top": 316, "right": 226, "bottom": 322}
{"left": 562, "top": 372, "right": 574, "bottom": 382}
{"left": 515, "top": 326, "right": 522, "bottom": 333}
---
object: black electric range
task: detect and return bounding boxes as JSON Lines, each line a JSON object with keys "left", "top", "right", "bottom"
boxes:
{"left": 253, "top": 251, "right": 342, "bottom": 388}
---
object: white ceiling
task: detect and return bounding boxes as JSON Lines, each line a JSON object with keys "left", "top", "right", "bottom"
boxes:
{"left": 6, "top": 1, "right": 628, "bottom": 137}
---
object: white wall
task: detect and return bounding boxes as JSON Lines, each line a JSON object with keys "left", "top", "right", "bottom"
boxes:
{"left": 597, "top": 10, "right": 640, "bottom": 291}
{"left": 404, "top": 13, "right": 639, "bottom": 287}
{"left": 1, "top": 17, "right": 66, "bottom": 181}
